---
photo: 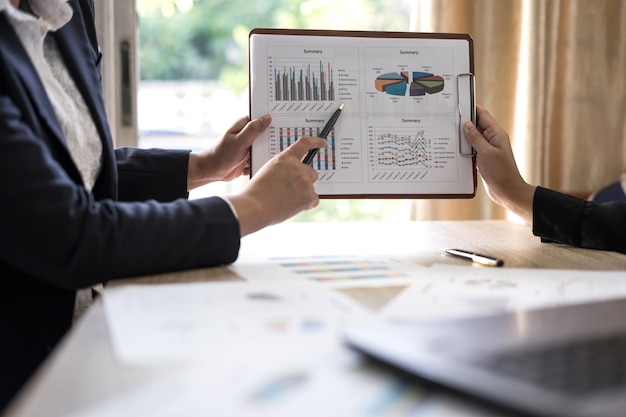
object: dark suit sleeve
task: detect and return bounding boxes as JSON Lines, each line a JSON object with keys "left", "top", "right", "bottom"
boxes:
{"left": 115, "top": 147, "right": 191, "bottom": 202}
{"left": 0, "top": 93, "right": 241, "bottom": 290}
{"left": 532, "top": 186, "right": 626, "bottom": 254}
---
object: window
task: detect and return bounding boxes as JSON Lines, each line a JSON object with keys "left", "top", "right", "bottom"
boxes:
{"left": 137, "top": 0, "right": 414, "bottom": 221}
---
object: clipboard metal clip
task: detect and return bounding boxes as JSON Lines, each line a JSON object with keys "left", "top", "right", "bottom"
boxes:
{"left": 456, "top": 72, "right": 476, "bottom": 157}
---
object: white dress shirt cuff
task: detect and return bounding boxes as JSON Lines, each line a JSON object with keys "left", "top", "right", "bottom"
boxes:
{"left": 217, "top": 196, "right": 238, "bottom": 219}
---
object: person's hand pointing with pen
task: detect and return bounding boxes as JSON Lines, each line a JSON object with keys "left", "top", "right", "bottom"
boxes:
{"left": 302, "top": 103, "right": 344, "bottom": 165}
{"left": 226, "top": 114, "right": 327, "bottom": 237}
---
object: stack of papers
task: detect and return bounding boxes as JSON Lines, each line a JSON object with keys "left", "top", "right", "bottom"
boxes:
{"left": 92, "top": 263, "right": 626, "bottom": 417}
{"left": 89, "top": 281, "right": 501, "bottom": 417}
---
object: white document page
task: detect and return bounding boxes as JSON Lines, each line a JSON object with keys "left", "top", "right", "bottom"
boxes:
{"left": 230, "top": 253, "right": 427, "bottom": 288}
{"left": 230, "top": 220, "right": 428, "bottom": 288}
{"left": 381, "top": 264, "right": 626, "bottom": 322}
{"left": 249, "top": 30, "right": 475, "bottom": 197}
{"left": 102, "top": 281, "right": 371, "bottom": 366}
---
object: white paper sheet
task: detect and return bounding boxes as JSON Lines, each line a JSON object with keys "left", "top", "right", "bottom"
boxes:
{"left": 102, "top": 281, "right": 372, "bottom": 366}
{"left": 230, "top": 253, "right": 427, "bottom": 288}
{"left": 381, "top": 264, "right": 626, "bottom": 322}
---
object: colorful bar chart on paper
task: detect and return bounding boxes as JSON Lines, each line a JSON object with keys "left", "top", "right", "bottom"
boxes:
{"left": 273, "top": 256, "right": 410, "bottom": 283}
{"left": 231, "top": 252, "right": 428, "bottom": 287}
{"left": 277, "top": 127, "right": 337, "bottom": 171}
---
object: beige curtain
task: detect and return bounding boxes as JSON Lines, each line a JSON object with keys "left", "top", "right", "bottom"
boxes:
{"left": 410, "top": 0, "right": 626, "bottom": 221}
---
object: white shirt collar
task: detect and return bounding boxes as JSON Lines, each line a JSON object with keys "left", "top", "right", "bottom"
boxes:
{"left": 0, "top": 0, "right": 72, "bottom": 32}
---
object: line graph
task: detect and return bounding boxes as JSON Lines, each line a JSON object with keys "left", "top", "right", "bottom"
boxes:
{"left": 373, "top": 129, "right": 431, "bottom": 169}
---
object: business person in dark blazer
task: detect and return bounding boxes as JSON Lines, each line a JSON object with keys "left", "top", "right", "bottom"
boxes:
{"left": 0, "top": 0, "right": 326, "bottom": 409}
{"left": 464, "top": 105, "right": 626, "bottom": 254}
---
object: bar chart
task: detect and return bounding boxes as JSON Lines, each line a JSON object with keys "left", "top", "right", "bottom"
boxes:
{"left": 277, "top": 126, "right": 337, "bottom": 171}
{"left": 273, "top": 60, "right": 335, "bottom": 102}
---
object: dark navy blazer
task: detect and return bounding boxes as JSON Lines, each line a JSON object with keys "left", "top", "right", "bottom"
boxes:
{"left": 0, "top": 0, "right": 240, "bottom": 408}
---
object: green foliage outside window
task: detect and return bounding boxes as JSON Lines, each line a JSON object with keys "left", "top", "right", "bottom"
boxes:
{"left": 138, "top": 0, "right": 411, "bottom": 91}
{"left": 137, "top": 0, "right": 413, "bottom": 222}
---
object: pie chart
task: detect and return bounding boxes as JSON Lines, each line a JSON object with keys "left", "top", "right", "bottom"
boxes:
{"left": 375, "top": 71, "right": 444, "bottom": 97}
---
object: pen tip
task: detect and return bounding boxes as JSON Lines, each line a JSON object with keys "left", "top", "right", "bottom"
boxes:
{"left": 339, "top": 103, "right": 345, "bottom": 110}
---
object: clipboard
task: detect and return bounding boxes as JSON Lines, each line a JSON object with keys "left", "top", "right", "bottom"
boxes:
{"left": 248, "top": 28, "right": 476, "bottom": 199}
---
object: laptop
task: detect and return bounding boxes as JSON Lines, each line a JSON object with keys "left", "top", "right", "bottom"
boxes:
{"left": 344, "top": 297, "right": 626, "bottom": 417}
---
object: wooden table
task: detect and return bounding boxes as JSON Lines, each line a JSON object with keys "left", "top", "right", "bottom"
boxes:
{"left": 4, "top": 221, "right": 626, "bottom": 417}
{"left": 112, "top": 220, "right": 626, "bottom": 309}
